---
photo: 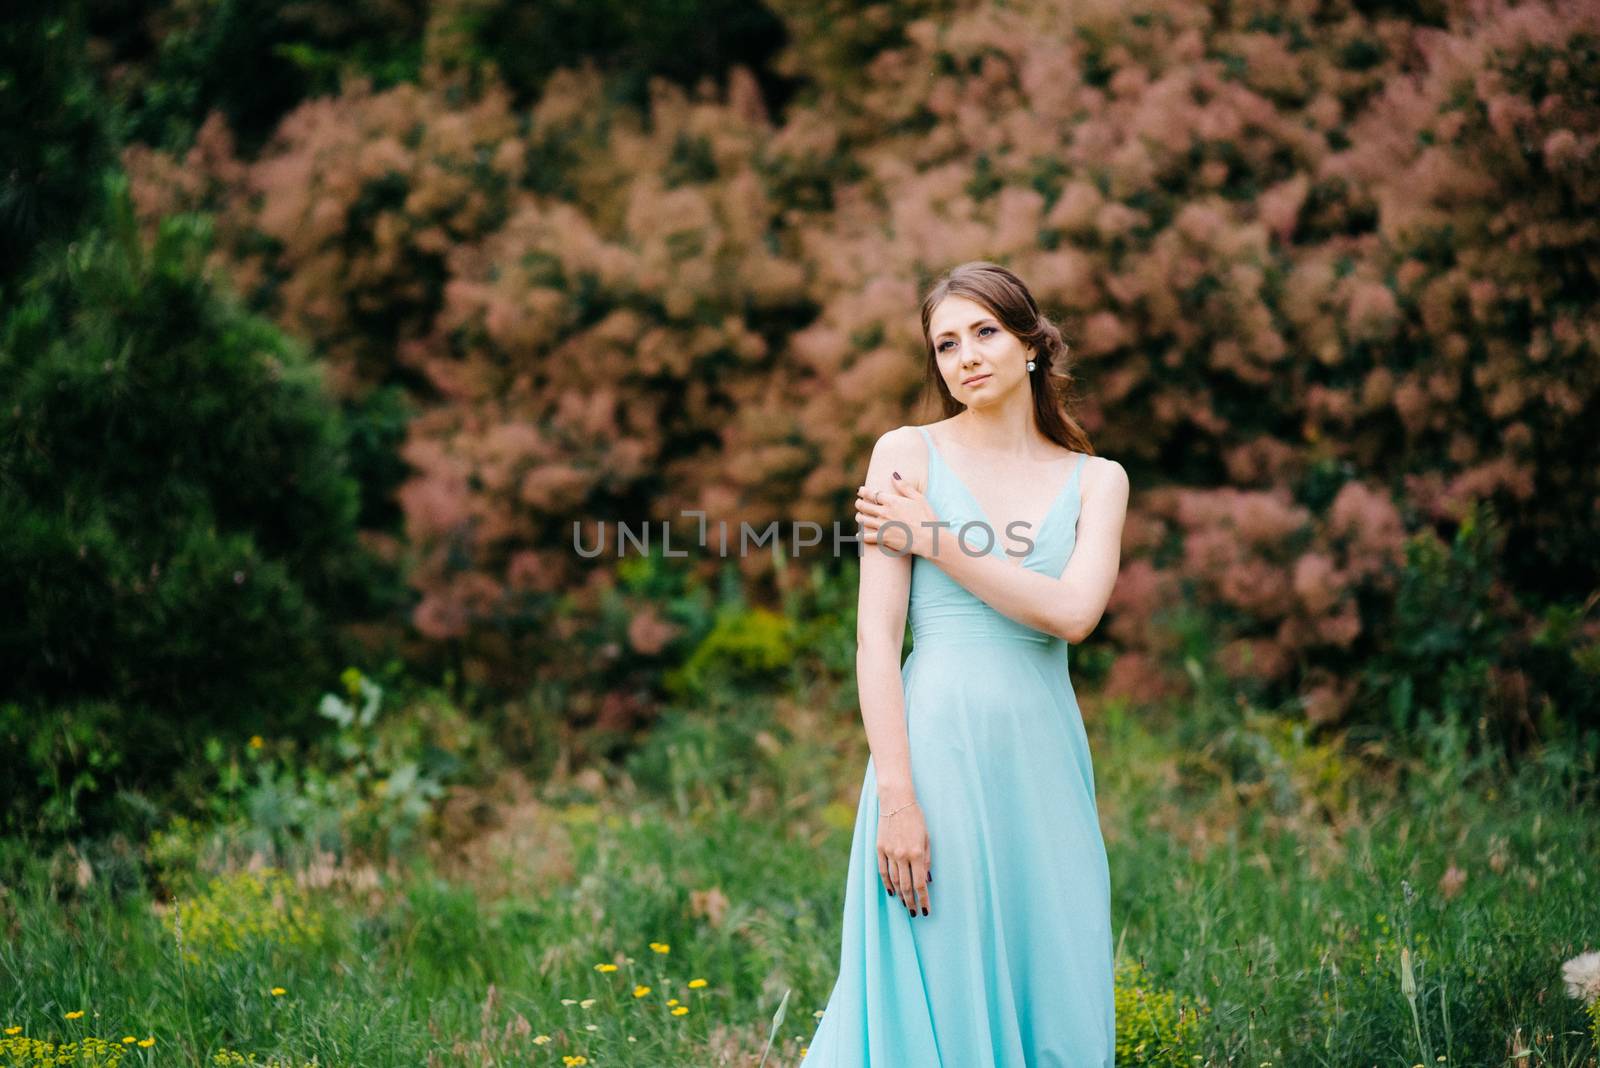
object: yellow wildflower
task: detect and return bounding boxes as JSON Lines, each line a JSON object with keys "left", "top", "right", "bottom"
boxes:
{"left": 671, "top": 1005, "right": 689, "bottom": 1016}
{"left": 4, "top": 1026, "right": 20, "bottom": 1035}
{"left": 666, "top": 998, "right": 679, "bottom": 1006}
{"left": 64, "top": 1010, "right": 85, "bottom": 1020}
{"left": 270, "top": 987, "right": 287, "bottom": 996}
{"left": 594, "top": 962, "right": 618, "bottom": 973}
{"left": 123, "top": 1036, "right": 137, "bottom": 1043}
{"left": 649, "top": 942, "right": 670, "bottom": 954}
{"left": 248, "top": 736, "right": 264, "bottom": 749}
{"left": 688, "top": 978, "right": 708, "bottom": 988}
{"left": 633, "top": 985, "right": 652, "bottom": 998}
{"left": 139, "top": 1037, "right": 156, "bottom": 1047}
{"left": 164, "top": 868, "right": 323, "bottom": 966}
{"left": 562, "top": 1057, "right": 589, "bottom": 1066}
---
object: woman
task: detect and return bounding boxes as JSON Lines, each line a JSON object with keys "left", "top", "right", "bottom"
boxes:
{"left": 799, "top": 261, "right": 1129, "bottom": 1066}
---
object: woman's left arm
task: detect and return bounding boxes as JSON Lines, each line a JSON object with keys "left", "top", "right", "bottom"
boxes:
{"left": 860, "top": 458, "right": 1129, "bottom": 643}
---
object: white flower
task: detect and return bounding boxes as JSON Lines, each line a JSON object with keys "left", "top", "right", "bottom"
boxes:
{"left": 1561, "top": 950, "right": 1600, "bottom": 1004}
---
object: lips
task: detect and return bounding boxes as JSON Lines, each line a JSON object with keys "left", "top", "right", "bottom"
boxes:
{"left": 962, "top": 373, "right": 991, "bottom": 386}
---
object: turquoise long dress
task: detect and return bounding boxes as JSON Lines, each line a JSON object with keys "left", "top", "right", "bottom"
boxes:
{"left": 799, "top": 424, "right": 1114, "bottom": 1067}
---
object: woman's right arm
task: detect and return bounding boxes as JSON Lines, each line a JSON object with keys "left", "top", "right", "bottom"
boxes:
{"left": 854, "top": 427, "right": 920, "bottom": 811}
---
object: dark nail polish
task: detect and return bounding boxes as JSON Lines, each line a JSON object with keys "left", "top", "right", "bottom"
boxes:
{"left": 921, "top": 907, "right": 928, "bottom": 915}
{"left": 893, "top": 471, "right": 901, "bottom": 480}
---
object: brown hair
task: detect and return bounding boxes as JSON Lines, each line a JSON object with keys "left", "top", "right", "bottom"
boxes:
{"left": 919, "top": 260, "right": 1094, "bottom": 455}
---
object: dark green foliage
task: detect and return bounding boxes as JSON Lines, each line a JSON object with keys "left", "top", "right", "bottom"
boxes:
{"left": 80, "top": 0, "right": 797, "bottom": 161}
{"left": 85, "top": 0, "right": 428, "bottom": 155}
{"left": 340, "top": 381, "right": 414, "bottom": 531}
{"left": 0, "top": 6, "right": 116, "bottom": 286}
{"left": 1368, "top": 502, "right": 1583, "bottom": 756}
{"left": 451, "top": 0, "right": 796, "bottom": 114}
{"left": 1274, "top": 496, "right": 1600, "bottom": 761}
{"left": 0, "top": 172, "right": 384, "bottom": 835}
{"left": 0, "top": 700, "right": 128, "bottom": 840}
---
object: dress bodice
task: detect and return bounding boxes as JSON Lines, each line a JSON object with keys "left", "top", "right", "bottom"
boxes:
{"left": 907, "top": 424, "right": 1089, "bottom": 652}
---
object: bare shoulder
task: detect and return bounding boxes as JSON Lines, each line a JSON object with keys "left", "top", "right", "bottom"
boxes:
{"left": 863, "top": 425, "right": 931, "bottom": 484}
{"left": 875, "top": 424, "right": 927, "bottom": 453}
{"left": 1084, "top": 455, "right": 1130, "bottom": 509}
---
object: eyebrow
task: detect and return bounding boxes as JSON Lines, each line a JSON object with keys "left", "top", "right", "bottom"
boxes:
{"left": 933, "top": 318, "right": 995, "bottom": 342}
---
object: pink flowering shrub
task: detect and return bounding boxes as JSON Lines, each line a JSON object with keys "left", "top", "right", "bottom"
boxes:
{"left": 120, "top": 0, "right": 1600, "bottom": 742}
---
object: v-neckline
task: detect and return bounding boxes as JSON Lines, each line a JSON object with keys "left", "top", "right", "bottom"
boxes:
{"left": 920, "top": 425, "right": 1086, "bottom": 570}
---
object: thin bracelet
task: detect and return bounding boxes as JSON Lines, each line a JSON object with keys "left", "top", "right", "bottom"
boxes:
{"left": 880, "top": 800, "right": 918, "bottom": 819}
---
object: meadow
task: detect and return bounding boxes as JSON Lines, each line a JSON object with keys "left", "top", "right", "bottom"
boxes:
{"left": 5, "top": 641, "right": 1598, "bottom": 1067}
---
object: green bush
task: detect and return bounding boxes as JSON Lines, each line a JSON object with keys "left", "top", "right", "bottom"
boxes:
{"left": 89, "top": 0, "right": 426, "bottom": 156}
{"left": 0, "top": 6, "right": 114, "bottom": 285}
{"left": 1114, "top": 957, "right": 1205, "bottom": 1066}
{"left": 147, "top": 667, "right": 491, "bottom": 875}
{"left": 0, "top": 171, "right": 385, "bottom": 837}
{"left": 1370, "top": 500, "right": 1600, "bottom": 756}
{"left": 0, "top": 700, "right": 127, "bottom": 840}
{"left": 665, "top": 604, "right": 795, "bottom": 702}
{"left": 443, "top": 0, "right": 792, "bottom": 114}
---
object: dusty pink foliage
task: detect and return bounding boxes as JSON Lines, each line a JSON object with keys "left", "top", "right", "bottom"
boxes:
{"left": 121, "top": 0, "right": 1598, "bottom": 722}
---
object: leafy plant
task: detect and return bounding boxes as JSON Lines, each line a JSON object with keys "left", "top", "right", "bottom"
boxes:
{"left": 1113, "top": 957, "right": 1206, "bottom": 1066}
{"left": 159, "top": 667, "right": 480, "bottom": 871}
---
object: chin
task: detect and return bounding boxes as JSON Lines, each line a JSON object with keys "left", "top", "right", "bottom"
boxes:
{"left": 959, "top": 381, "right": 1006, "bottom": 402}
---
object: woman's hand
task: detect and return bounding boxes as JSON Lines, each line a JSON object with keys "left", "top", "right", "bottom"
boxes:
{"left": 877, "top": 799, "right": 932, "bottom": 917}
{"left": 855, "top": 476, "right": 941, "bottom": 559}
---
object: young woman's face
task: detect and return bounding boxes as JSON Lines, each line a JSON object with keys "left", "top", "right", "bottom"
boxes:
{"left": 928, "top": 294, "right": 1031, "bottom": 407}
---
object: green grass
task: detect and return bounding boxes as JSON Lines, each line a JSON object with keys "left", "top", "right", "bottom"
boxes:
{"left": 2, "top": 685, "right": 1598, "bottom": 1067}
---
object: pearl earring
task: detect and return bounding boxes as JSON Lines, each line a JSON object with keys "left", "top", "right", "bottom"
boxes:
{"left": 1026, "top": 359, "right": 1036, "bottom": 372}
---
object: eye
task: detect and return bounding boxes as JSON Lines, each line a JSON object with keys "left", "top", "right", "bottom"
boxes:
{"left": 937, "top": 326, "right": 996, "bottom": 353}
